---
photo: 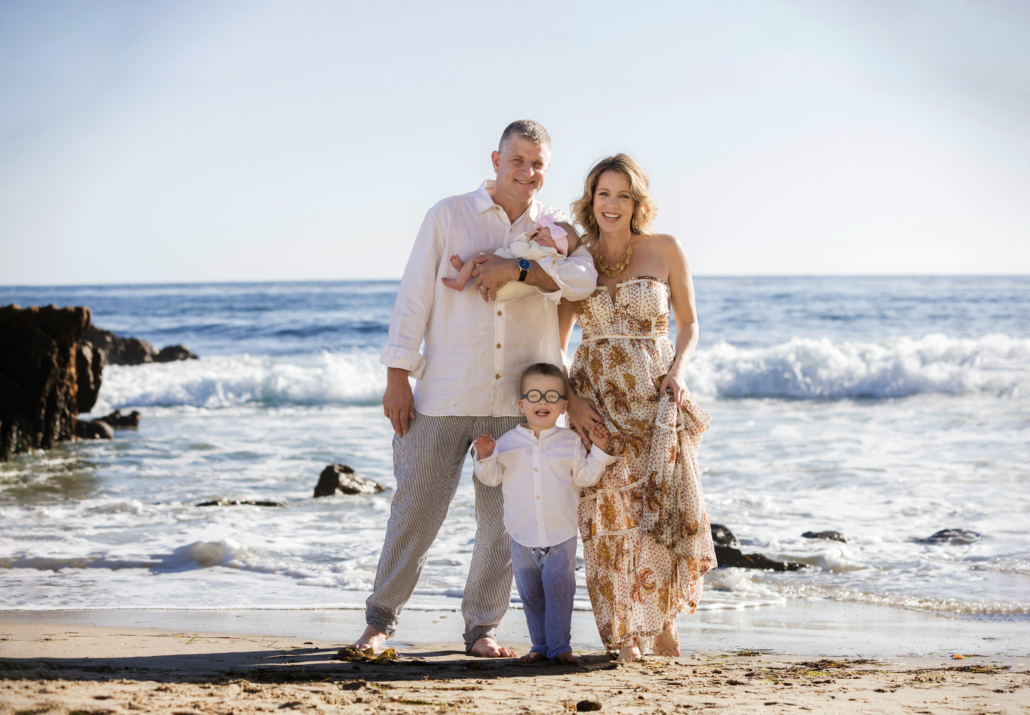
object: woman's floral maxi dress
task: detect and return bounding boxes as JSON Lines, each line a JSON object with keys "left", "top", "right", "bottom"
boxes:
{"left": 570, "top": 277, "right": 717, "bottom": 652}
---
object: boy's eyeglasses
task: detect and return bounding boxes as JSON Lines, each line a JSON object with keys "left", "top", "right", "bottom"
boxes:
{"left": 521, "top": 390, "right": 567, "bottom": 404}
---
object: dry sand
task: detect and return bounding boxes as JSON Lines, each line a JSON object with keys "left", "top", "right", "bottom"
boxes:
{"left": 2, "top": 622, "right": 1028, "bottom": 714}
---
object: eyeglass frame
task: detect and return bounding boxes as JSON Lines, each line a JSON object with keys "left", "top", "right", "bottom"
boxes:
{"left": 520, "top": 389, "right": 567, "bottom": 404}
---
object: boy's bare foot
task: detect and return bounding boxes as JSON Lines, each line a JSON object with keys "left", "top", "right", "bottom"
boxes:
{"left": 469, "top": 637, "right": 516, "bottom": 658}
{"left": 654, "top": 624, "right": 681, "bottom": 657}
{"left": 615, "top": 643, "right": 642, "bottom": 663}
{"left": 351, "top": 624, "right": 389, "bottom": 653}
{"left": 557, "top": 651, "right": 580, "bottom": 665}
{"left": 520, "top": 651, "right": 546, "bottom": 663}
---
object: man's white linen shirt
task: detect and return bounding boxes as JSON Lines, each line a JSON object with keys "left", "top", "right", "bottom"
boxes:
{"left": 474, "top": 425, "right": 618, "bottom": 548}
{"left": 380, "top": 180, "right": 598, "bottom": 416}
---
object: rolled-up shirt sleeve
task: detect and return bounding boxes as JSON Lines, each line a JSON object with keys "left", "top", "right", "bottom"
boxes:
{"left": 379, "top": 207, "right": 443, "bottom": 379}
{"left": 473, "top": 451, "right": 504, "bottom": 487}
{"left": 535, "top": 244, "right": 599, "bottom": 304}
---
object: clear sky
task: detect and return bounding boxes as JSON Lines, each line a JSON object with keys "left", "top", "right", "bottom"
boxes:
{"left": 1, "top": 0, "right": 1028, "bottom": 284}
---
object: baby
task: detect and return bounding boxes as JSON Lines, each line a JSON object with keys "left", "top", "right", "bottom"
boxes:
{"left": 474, "top": 362, "right": 615, "bottom": 664}
{"left": 441, "top": 214, "right": 569, "bottom": 302}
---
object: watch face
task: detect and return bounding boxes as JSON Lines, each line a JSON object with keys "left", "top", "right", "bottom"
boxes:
{"left": 517, "top": 258, "right": 531, "bottom": 270}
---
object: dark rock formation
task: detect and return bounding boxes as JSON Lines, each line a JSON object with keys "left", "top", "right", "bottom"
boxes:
{"left": 0, "top": 305, "right": 101, "bottom": 460}
{"left": 97, "top": 409, "right": 142, "bottom": 428}
{"left": 75, "top": 419, "right": 115, "bottom": 440}
{"left": 196, "top": 499, "right": 285, "bottom": 507}
{"left": 314, "top": 464, "right": 386, "bottom": 497}
{"left": 75, "top": 341, "right": 104, "bottom": 413}
{"left": 155, "top": 345, "right": 198, "bottom": 363}
{"left": 802, "top": 530, "right": 849, "bottom": 543}
{"left": 85, "top": 326, "right": 198, "bottom": 366}
{"left": 85, "top": 326, "right": 157, "bottom": 365}
{"left": 715, "top": 546, "right": 805, "bottom": 572}
{"left": 711, "top": 523, "right": 740, "bottom": 548}
{"left": 918, "top": 529, "right": 981, "bottom": 545}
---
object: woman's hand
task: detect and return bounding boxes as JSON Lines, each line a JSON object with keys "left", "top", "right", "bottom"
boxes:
{"left": 658, "top": 366, "right": 690, "bottom": 407}
{"left": 568, "top": 394, "right": 604, "bottom": 440}
{"left": 473, "top": 433, "right": 496, "bottom": 459}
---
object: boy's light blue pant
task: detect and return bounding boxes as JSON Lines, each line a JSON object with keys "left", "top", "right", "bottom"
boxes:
{"left": 510, "top": 536, "right": 577, "bottom": 660}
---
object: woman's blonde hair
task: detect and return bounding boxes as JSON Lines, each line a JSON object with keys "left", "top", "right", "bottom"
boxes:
{"left": 572, "top": 154, "right": 658, "bottom": 244}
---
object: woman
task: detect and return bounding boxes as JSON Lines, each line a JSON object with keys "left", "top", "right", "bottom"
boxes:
{"left": 559, "top": 154, "right": 716, "bottom": 663}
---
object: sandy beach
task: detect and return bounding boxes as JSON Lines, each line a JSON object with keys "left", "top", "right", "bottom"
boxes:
{"left": 3, "top": 611, "right": 1028, "bottom": 714}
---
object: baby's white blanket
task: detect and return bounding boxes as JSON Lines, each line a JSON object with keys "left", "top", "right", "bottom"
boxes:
{"left": 492, "top": 235, "right": 566, "bottom": 302}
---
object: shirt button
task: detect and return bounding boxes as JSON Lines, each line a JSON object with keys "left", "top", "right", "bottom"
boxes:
{"left": 496, "top": 343, "right": 501, "bottom": 349}
{"left": 535, "top": 442, "right": 539, "bottom": 446}
{"left": 497, "top": 311, "right": 503, "bottom": 316}
{"left": 534, "top": 468, "right": 539, "bottom": 472}
{"left": 536, "top": 495, "right": 540, "bottom": 500}
{"left": 495, "top": 374, "right": 500, "bottom": 380}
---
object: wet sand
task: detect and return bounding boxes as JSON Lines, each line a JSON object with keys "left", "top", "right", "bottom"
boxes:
{"left": 2, "top": 620, "right": 1027, "bottom": 714}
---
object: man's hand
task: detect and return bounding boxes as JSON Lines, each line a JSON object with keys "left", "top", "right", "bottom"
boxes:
{"left": 588, "top": 423, "right": 610, "bottom": 452}
{"left": 473, "top": 433, "right": 496, "bottom": 459}
{"left": 383, "top": 367, "right": 415, "bottom": 437}
{"left": 470, "top": 255, "right": 518, "bottom": 302}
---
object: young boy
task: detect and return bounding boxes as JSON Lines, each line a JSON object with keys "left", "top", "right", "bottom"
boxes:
{"left": 473, "top": 363, "right": 616, "bottom": 664}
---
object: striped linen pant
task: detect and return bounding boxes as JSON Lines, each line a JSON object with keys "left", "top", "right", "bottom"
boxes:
{"left": 365, "top": 411, "right": 525, "bottom": 650}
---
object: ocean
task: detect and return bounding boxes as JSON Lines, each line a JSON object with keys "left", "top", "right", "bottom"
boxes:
{"left": 1, "top": 277, "right": 1028, "bottom": 627}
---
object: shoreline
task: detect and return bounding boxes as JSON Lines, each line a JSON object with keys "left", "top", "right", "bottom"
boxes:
{"left": 4, "top": 599, "right": 1028, "bottom": 659}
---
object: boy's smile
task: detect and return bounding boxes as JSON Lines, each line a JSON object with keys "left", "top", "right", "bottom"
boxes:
{"left": 519, "top": 374, "right": 568, "bottom": 436}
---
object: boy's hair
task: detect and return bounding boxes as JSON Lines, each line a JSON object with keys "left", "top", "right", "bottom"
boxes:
{"left": 519, "top": 362, "right": 567, "bottom": 393}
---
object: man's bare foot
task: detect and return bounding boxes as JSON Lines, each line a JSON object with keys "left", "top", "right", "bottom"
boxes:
{"left": 615, "top": 644, "right": 642, "bottom": 663}
{"left": 351, "top": 624, "right": 389, "bottom": 654}
{"left": 654, "top": 624, "right": 681, "bottom": 657}
{"left": 557, "top": 651, "right": 580, "bottom": 665}
{"left": 469, "top": 636, "right": 516, "bottom": 658}
{"left": 520, "top": 650, "right": 546, "bottom": 663}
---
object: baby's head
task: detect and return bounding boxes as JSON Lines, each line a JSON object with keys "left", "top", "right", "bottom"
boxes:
{"left": 535, "top": 214, "right": 569, "bottom": 256}
{"left": 519, "top": 363, "right": 568, "bottom": 432}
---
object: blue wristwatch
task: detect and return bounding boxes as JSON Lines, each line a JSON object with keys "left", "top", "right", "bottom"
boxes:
{"left": 517, "top": 258, "right": 531, "bottom": 282}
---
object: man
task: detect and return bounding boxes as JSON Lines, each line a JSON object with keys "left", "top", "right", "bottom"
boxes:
{"left": 353, "top": 120, "right": 598, "bottom": 657}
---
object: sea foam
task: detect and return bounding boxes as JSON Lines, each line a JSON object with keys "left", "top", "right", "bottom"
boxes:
{"left": 89, "top": 334, "right": 1029, "bottom": 412}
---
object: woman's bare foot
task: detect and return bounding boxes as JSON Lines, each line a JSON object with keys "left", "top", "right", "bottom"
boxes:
{"left": 469, "top": 637, "right": 517, "bottom": 658}
{"left": 557, "top": 651, "right": 580, "bottom": 665}
{"left": 654, "top": 624, "right": 681, "bottom": 657}
{"left": 615, "top": 643, "right": 642, "bottom": 663}
{"left": 351, "top": 624, "right": 389, "bottom": 654}
{"left": 520, "top": 650, "right": 546, "bottom": 663}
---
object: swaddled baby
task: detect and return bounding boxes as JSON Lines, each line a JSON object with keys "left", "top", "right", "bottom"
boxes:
{"left": 441, "top": 214, "right": 569, "bottom": 302}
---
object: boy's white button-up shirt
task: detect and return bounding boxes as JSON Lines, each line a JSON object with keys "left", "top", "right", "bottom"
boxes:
{"left": 379, "top": 180, "right": 598, "bottom": 417}
{"left": 474, "top": 425, "right": 618, "bottom": 548}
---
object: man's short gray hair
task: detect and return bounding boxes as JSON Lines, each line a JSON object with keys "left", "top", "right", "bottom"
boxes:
{"left": 499, "top": 119, "right": 551, "bottom": 153}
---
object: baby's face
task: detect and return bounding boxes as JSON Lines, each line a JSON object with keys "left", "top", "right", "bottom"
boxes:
{"left": 519, "top": 374, "right": 567, "bottom": 432}
{"left": 534, "top": 226, "right": 557, "bottom": 250}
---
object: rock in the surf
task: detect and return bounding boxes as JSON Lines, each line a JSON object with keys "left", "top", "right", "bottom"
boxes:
{"left": 711, "top": 523, "right": 740, "bottom": 547}
{"left": 918, "top": 529, "right": 981, "bottom": 545}
{"left": 97, "top": 409, "right": 142, "bottom": 428}
{"left": 314, "top": 464, "right": 386, "bottom": 497}
{"left": 75, "top": 419, "right": 115, "bottom": 440}
{"left": 714, "top": 545, "right": 805, "bottom": 572}
{"left": 802, "top": 530, "right": 849, "bottom": 543}
{"left": 196, "top": 499, "right": 285, "bottom": 507}
{"left": 86, "top": 326, "right": 198, "bottom": 366}
{"left": 155, "top": 345, "right": 198, "bottom": 363}
{"left": 85, "top": 325, "right": 157, "bottom": 365}
{"left": 0, "top": 305, "right": 100, "bottom": 460}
